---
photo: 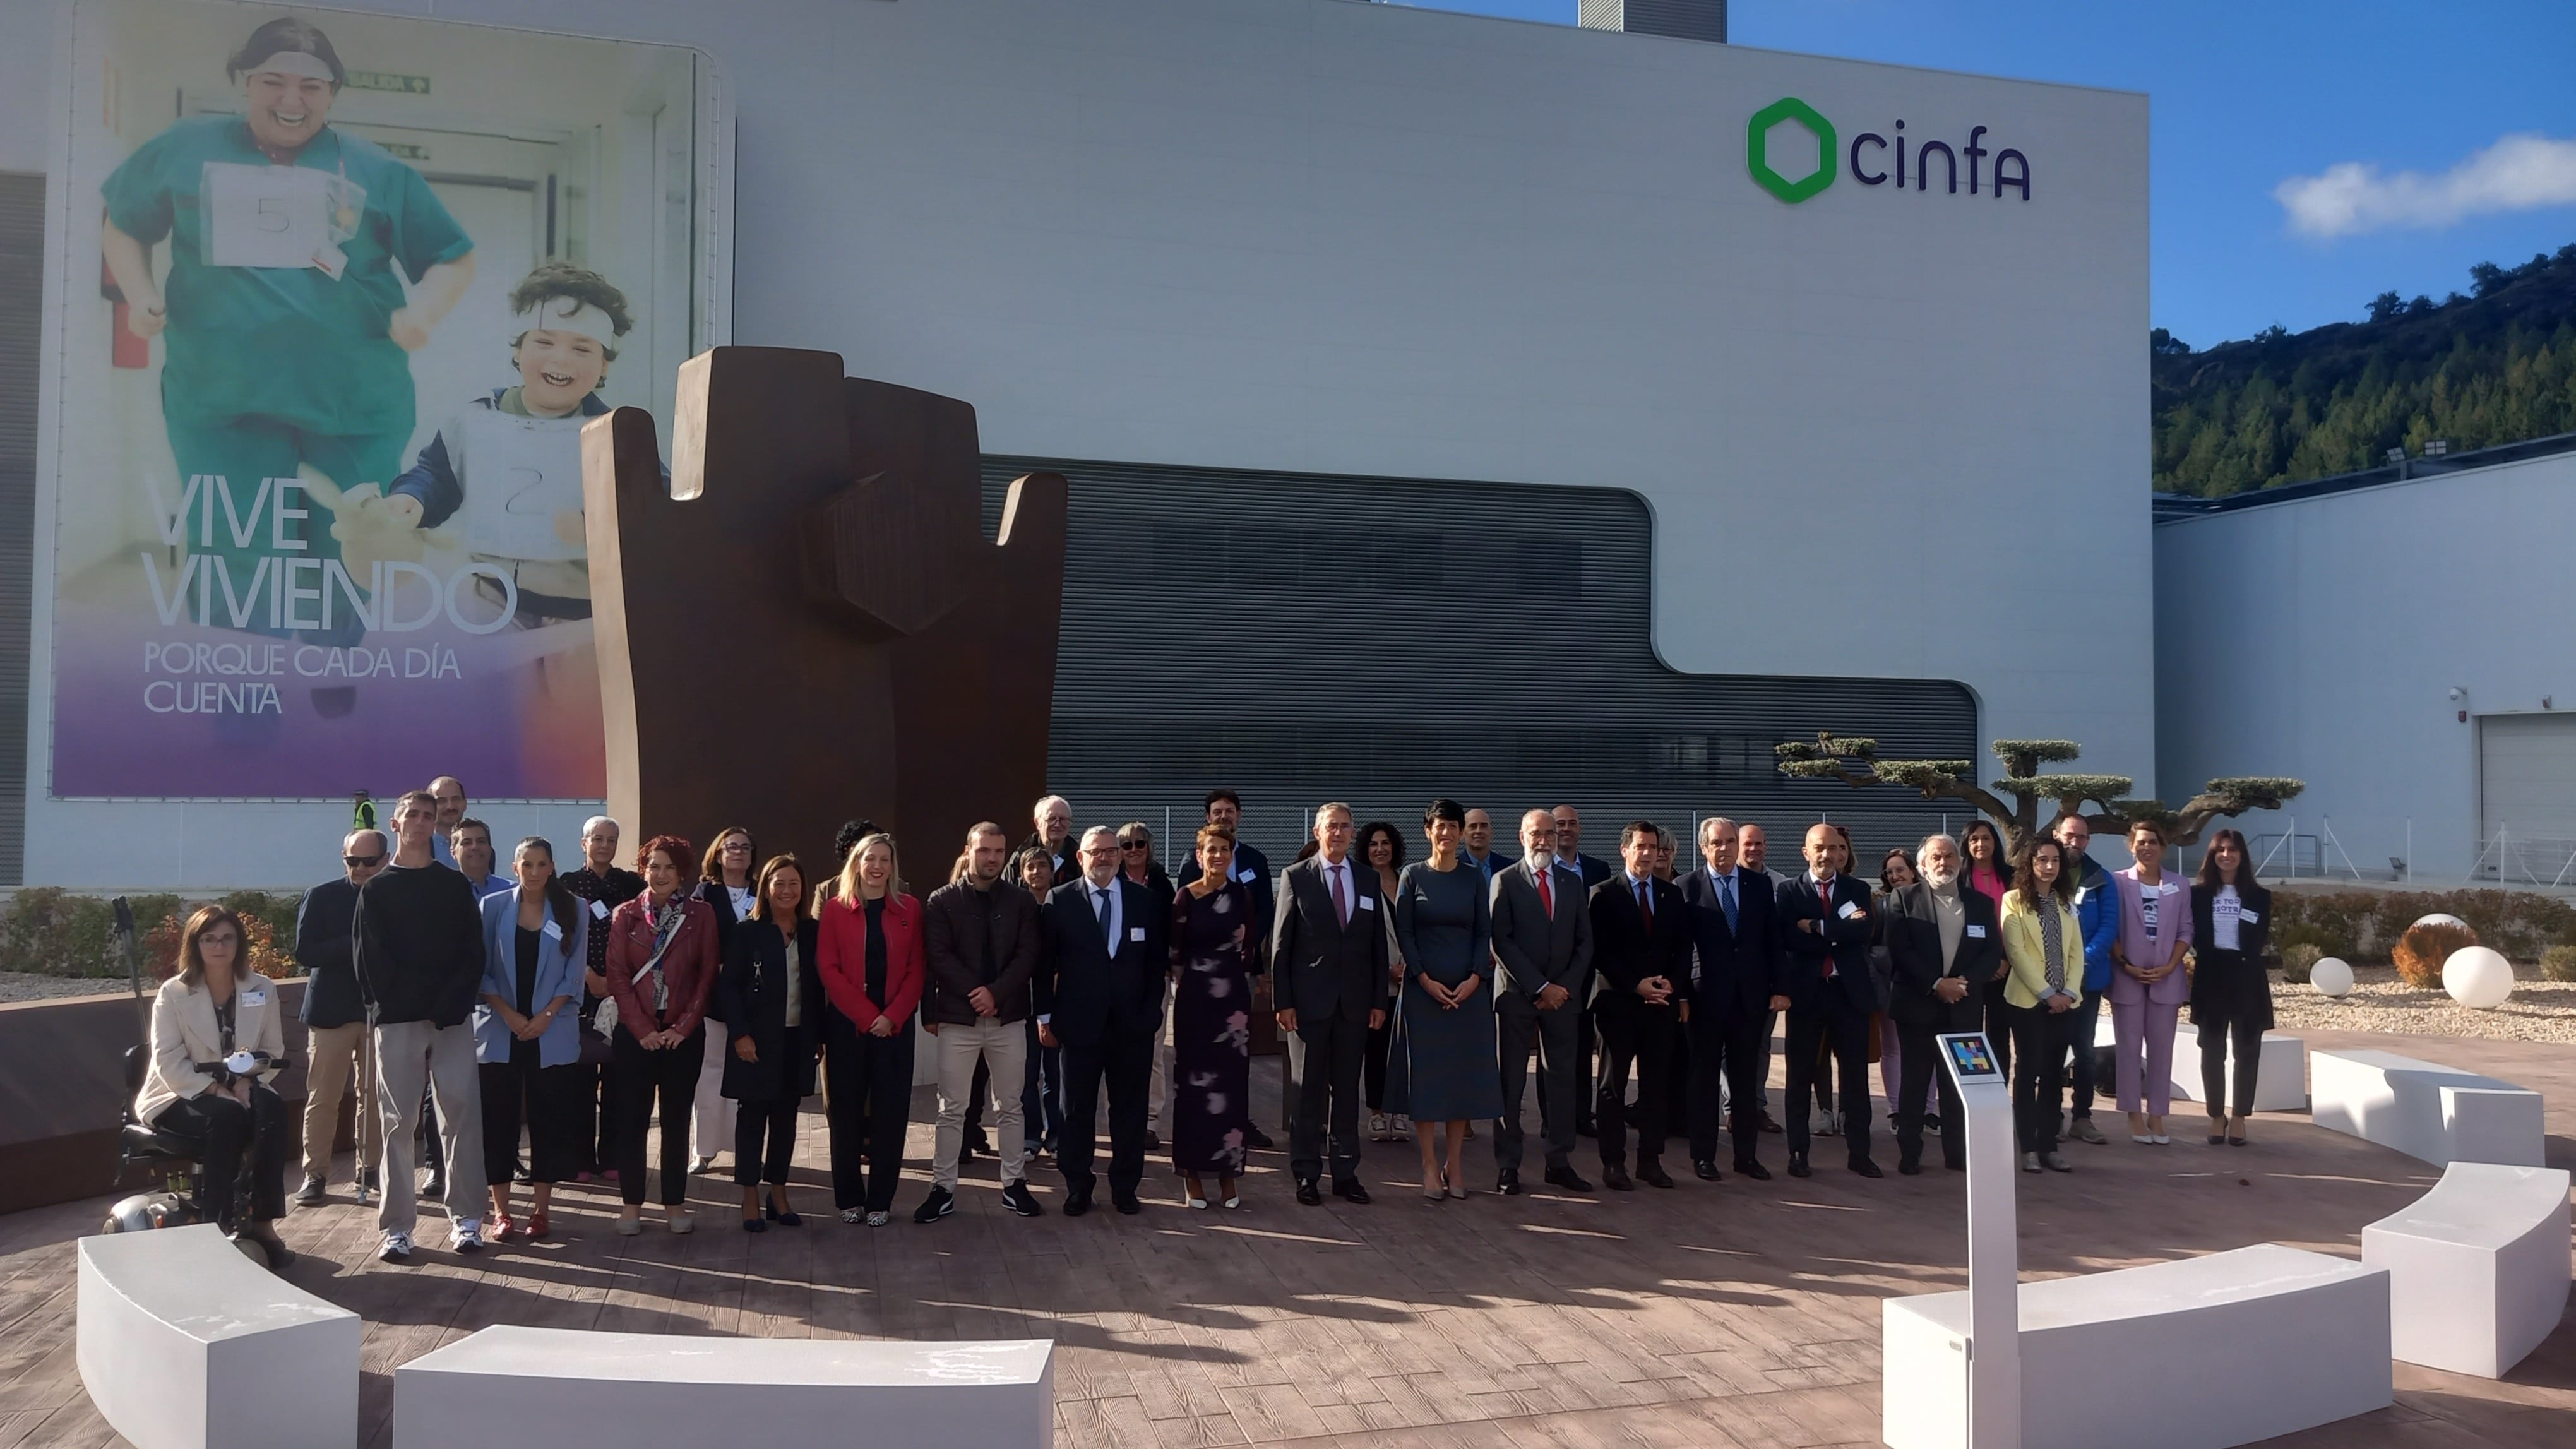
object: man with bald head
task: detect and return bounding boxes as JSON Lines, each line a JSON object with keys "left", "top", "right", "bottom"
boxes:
{"left": 1460, "top": 809, "right": 1506, "bottom": 880}
{"left": 1489, "top": 808, "right": 1595, "bottom": 1194}
{"left": 426, "top": 776, "right": 466, "bottom": 866}
{"left": 293, "top": 828, "right": 391, "bottom": 1205}
{"left": 1775, "top": 823, "right": 1885, "bottom": 1178}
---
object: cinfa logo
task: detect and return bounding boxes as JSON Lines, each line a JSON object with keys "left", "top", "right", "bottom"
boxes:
{"left": 1747, "top": 97, "right": 2030, "bottom": 205}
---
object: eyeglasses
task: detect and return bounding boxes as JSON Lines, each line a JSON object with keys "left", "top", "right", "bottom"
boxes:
{"left": 1119, "top": 840, "right": 1150, "bottom": 851}
{"left": 343, "top": 854, "right": 385, "bottom": 868}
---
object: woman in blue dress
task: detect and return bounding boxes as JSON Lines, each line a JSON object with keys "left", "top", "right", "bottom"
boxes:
{"left": 1390, "top": 797, "right": 1501, "bottom": 1202}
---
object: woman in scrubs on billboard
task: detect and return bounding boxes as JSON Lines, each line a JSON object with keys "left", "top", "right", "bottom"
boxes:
{"left": 98, "top": 16, "right": 475, "bottom": 644}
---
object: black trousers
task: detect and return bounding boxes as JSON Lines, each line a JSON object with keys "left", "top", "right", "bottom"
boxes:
{"left": 1573, "top": 999, "right": 1599, "bottom": 1133}
{"left": 1364, "top": 1011, "right": 1393, "bottom": 1114}
{"left": 734, "top": 1095, "right": 800, "bottom": 1186}
{"left": 613, "top": 1025, "right": 705, "bottom": 1206}
{"left": 1893, "top": 1018, "right": 1969, "bottom": 1169}
{"left": 1284, "top": 1009, "right": 1368, "bottom": 1183}
{"left": 479, "top": 1047, "right": 577, "bottom": 1189}
{"left": 824, "top": 1011, "right": 914, "bottom": 1213}
{"left": 571, "top": 1054, "right": 624, "bottom": 1174}
{"left": 1495, "top": 996, "right": 1582, "bottom": 1176}
{"left": 1594, "top": 997, "right": 1680, "bottom": 1170}
{"left": 1020, "top": 1016, "right": 1064, "bottom": 1149}
{"left": 2007, "top": 1001, "right": 2080, "bottom": 1154}
{"left": 2199, "top": 1017, "right": 2265, "bottom": 1118}
{"left": 1981, "top": 977, "right": 2015, "bottom": 1082}
{"left": 1059, "top": 1027, "right": 1155, "bottom": 1198}
{"left": 1685, "top": 1002, "right": 1767, "bottom": 1167}
{"left": 1784, "top": 996, "right": 1875, "bottom": 1165}
{"left": 157, "top": 1083, "right": 288, "bottom": 1226}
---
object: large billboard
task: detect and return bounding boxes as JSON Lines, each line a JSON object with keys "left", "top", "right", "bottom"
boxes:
{"left": 47, "top": 0, "right": 725, "bottom": 799}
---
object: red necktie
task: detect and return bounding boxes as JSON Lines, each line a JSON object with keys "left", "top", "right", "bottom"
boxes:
{"left": 1330, "top": 864, "right": 1349, "bottom": 926}
{"left": 1537, "top": 866, "right": 1553, "bottom": 915}
{"left": 1818, "top": 878, "right": 1837, "bottom": 979}
{"left": 1636, "top": 879, "right": 1653, "bottom": 931}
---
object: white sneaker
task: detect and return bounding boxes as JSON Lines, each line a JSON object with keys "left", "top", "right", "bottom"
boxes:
{"left": 378, "top": 1231, "right": 414, "bottom": 1262}
{"left": 448, "top": 1219, "right": 485, "bottom": 1253}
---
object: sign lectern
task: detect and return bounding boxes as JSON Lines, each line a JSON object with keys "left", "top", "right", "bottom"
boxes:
{"left": 1937, "top": 1030, "right": 2020, "bottom": 1449}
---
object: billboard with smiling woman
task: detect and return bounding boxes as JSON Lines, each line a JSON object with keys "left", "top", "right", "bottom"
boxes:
{"left": 45, "top": 0, "right": 729, "bottom": 800}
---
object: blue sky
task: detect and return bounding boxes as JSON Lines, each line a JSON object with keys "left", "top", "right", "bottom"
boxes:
{"left": 1398, "top": 1, "right": 2576, "bottom": 348}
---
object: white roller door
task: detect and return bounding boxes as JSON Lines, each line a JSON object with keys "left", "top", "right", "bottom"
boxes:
{"left": 2478, "top": 713, "right": 2576, "bottom": 882}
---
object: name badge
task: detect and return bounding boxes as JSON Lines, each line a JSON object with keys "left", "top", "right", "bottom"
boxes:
{"left": 590, "top": 899, "right": 609, "bottom": 920}
{"left": 1128, "top": 926, "right": 1146, "bottom": 942}
{"left": 1836, "top": 901, "right": 1862, "bottom": 920}
{"left": 2073, "top": 887, "right": 2087, "bottom": 905}
{"left": 1236, "top": 869, "right": 1257, "bottom": 884}
{"left": 241, "top": 988, "right": 268, "bottom": 1006}
{"left": 1965, "top": 925, "right": 1986, "bottom": 938}
{"left": 2157, "top": 882, "right": 2178, "bottom": 895}
{"left": 2237, "top": 909, "right": 2260, "bottom": 924}
{"left": 1357, "top": 895, "right": 1376, "bottom": 912}
{"left": 542, "top": 917, "right": 564, "bottom": 941}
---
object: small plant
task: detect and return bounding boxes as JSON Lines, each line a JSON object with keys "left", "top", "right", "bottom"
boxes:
{"left": 2279, "top": 943, "right": 2323, "bottom": 984}
{"left": 2391, "top": 920, "right": 2478, "bottom": 989}
{"left": 2542, "top": 945, "right": 2576, "bottom": 984}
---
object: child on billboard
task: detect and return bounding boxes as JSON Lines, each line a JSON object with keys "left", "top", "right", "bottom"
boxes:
{"left": 364, "top": 261, "right": 636, "bottom": 626}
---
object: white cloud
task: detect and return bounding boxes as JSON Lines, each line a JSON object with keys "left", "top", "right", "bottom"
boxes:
{"left": 2274, "top": 133, "right": 2576, "bottom": 240}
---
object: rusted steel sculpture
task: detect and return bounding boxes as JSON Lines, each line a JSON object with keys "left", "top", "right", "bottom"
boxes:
{"left": 581, "top": 347, "right": 1066, "bottom": 877}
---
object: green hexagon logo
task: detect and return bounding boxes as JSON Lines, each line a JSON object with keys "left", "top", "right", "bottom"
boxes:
{"left": 1747, "top": 97, "right": 1837, "bottom": 204}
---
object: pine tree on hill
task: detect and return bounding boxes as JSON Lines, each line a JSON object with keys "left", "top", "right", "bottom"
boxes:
{"left": 2152, "top": 244, "right": 2576, "bottom": 496}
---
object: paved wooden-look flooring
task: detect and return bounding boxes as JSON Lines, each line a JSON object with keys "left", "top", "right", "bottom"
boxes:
{"left": 2, "top": 1027, "right": 2569, "bottom": 1447}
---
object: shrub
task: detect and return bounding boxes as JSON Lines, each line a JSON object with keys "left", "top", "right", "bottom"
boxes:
{"left": 2391, "top": 920, "right": 2478, "bottom": 989}
{"left": 0, "top": 888, "right": 120, "bottom": 976}
{"left": 141, "top": 901, "right": 299, "bottom": 982}
{"left": 2280, "top": 943, "right": 2324, "bottom": 984}
{"left": 2543, "top": 945, "right": 2576, "bottom": 984}
{"left": 2268, "top": 887, "right": 2576, "bottom": 967}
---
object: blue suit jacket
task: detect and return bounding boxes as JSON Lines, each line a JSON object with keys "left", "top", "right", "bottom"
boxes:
{"left": 474, "top": 887, "right": 588, "bottom": 1067}
{"left": 1676, "top": 866, "right": 1782, "bottom": 1018}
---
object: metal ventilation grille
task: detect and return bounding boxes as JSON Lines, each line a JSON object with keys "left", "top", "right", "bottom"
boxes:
{"left": 0, "top": 174, "right": 42, "bottom": 885}
{"left": 982, "top": 456, "right": 1972, "bottom": 867}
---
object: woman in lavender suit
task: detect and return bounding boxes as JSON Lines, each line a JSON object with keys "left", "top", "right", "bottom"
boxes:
{"left": 2109, "top": 820, "right": 2193, "bottom": 1145}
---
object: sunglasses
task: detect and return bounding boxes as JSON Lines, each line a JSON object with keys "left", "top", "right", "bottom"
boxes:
{"left": 1119, "top": 840, "right": 1150, "bottom": 851}
{"left": 344, "top": 854, "right": 385, "bottom": 868}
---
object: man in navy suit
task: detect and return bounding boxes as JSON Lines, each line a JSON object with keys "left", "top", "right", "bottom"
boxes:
{"left": 1036, "top": 827, "right": 1171, "bottom": 1216}
{"left": 1775, "top": 823, "right": 1885, "bottom": 1178}
{"left": 1677, "top": 816, "right": 1779, "bottom": 1181}
{"left": 1588, "top": 821, "right": 1690, "bottom": 1190}
{"left": 1270, "top": 802, "right": 1390, "bottom": 1205}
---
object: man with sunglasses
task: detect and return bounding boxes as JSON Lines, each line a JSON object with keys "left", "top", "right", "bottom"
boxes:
{"left": 292, "top": 828, "right": 390, "bottom": 1207}
{"left": 1118, "top": 824, "right": 1176, "bottom": 1147}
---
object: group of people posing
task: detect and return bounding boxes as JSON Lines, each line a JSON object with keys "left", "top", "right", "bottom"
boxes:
{"left": 134, "top": 780, "right": 2279, "bottom": 1267}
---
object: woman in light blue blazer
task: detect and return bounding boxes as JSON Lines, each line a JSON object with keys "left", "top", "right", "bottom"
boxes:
{"left": 476, "top": 836, "right": 588, "bottom": 1240}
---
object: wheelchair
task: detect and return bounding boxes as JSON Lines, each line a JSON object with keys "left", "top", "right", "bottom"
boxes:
{"left": 102, "top": 1044, "right": 271, "bottom": 1256}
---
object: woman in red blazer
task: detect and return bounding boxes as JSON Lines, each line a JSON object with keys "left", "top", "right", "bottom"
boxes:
{"left": 816, "top": 832, "right": 925, "bottom": 1225}
{"left": 605, "top": 834, "right": 720, "bottom": 1234}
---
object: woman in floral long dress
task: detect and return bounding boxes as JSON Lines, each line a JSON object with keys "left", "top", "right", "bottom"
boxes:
{"left": 1170, "top": 823, "right": 1258, "bottom": 1208}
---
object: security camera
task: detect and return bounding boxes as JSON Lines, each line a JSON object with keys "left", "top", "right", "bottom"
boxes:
{"left": 2446, "top": 687, "right": 2467, "bottom": 702}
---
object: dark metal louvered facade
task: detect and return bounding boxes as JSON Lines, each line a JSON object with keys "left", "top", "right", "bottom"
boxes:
{"left": 982, "top": 456, "right": 1974, "bottom": 871}
{"left": 0, "top": 174, "right": 41, "bottom": 885}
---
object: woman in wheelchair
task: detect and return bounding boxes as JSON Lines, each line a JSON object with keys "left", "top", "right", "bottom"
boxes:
{"left": 134, "top": 905, "right": 294, "bottom": 1268}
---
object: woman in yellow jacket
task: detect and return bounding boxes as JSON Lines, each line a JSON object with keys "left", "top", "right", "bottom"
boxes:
{"left": 2000, "top": 837, "right": 2087, "bottom": 1176}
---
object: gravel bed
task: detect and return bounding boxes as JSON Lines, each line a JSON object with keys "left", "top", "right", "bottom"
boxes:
{"left": 2269, "top": 964, "right": 2576, "bottom": 1043}
{"left": 0, "top": 972, "right": 133, "bottom": 1004}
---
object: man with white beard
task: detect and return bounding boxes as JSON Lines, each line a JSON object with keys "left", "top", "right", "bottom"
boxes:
{"left": 1876, "top": 834, "right": 2002, "bottom": 1174}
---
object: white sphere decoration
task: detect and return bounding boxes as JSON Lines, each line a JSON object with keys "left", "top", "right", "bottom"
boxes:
{"left": 2311, "top": 957, "right": 2355, "bottom": 998}
{"left": 2412, "top": 912, "right": 2469, "bottom": 932}
{"left": 2442, "top": 946, "right": 2514, "bottom": 1010}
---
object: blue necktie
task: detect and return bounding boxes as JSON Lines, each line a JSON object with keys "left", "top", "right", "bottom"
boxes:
{"left": 1719, "top": 873, "right": 1738, "bottom": 934}
{"left": 1094, "top": 888, "right": 1111, "bottom": 950}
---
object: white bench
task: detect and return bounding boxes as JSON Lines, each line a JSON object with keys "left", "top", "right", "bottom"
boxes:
{"left": 2092, "top": 1014, "right": 2307, "bottom": 1112}
{"left": 1883, "top": 1244, "right": 2390, "bottom": 1449}
{"left": 77, "top": 1224, "right": 359, "bottom": 1449}
{"left": 395, "top": 1326, "right": 1054, "bottom": 1446}
{"left": 2363, "top": 1160, "right": 2572, "bottom": 1378}
{"left": 2310, "top": 1047, "right": 2544, "bottom": 1167}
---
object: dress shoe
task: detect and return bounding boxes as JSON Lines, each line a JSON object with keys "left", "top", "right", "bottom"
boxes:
{"left": 1786, "top": 1152, "right": 1811, "bottom": 1179}
{"left": 1691, "top": 1160, "right": 1722, "bottom": 1182}
{"left": 1063, "top": 1187, "right": 1094, "bottom": 1217}
{"left": 1848, "top": 1159, "right": 1883, "bottom": 1179}
{"left": 420, "top": 1171, "right": 446, "bottom": 1203}
{"left": 1637, "top": 1161, "right": 1674, "bottom": 1189}
{"left": 966, "top": 1126, "right": 992, "bottom": 1156}
{"left": 1143, "top": 1129, "right": 1162, "bottom": 1150}
{"left": 1243, "top": 1124, "right": 1275, "bottom": 1150}
{"left": 1576, "top": 1118, "right": 1597, "bottom": 1139}
{"left": 294, "top": 1174, "right": 327, "bottom": 1207}
{"left": 1736, "top": 1159, "right": 1773, "bottom": 1181}
{"left": 1898, "top": 1159, "right": 1924, "bottom": 1176}
{"left": 1294, "top": 1178, "right": 1323, "bottom": 1207}
{"left": 1760, "top": 1111, "right": 1783, "bottom": 1133}
{"left": 1543, "top": 1166, "right": 1593, "bottom": 1193}
{"left": 1601, "top": 1164, "right": 1634, "bottom": 1191}
{"left": 1113, "top": 1190, "right": 1142, "bottom": 1215}
{"left": 1943, "top": 1159, "right": 1966, "bottom": 1171}
{"left": 1332, "top": 1178, "right": 1371, "bottom": 1205}
{"left": 1496, "top": 1171, "right": 1524, "bottom": 1196}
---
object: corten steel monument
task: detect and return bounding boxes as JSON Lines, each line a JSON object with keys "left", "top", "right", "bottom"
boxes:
{"left": 580, "top": 346, "right": 1067, "bottom": 876}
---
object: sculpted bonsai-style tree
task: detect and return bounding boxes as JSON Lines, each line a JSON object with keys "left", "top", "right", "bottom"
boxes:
{"left": 1775, "top": 733, "right": 2302, "bottom": 855}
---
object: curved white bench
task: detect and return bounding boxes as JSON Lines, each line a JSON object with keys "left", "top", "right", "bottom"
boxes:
{"left": 2092, "top": 1015, "right": 2308, "bottom": 1112}
{"left": 395, "top": 1326, "right": 1053, "bottom": 1446}
{"left": 77, "top": 1224, "right": 359, "bottom": 1449}
{"left": 2363, "top": 1160, "right": 2572, "bottom": 1378}
{"left": 1883, "top": 1244, "right": 2391, "bottom": 1449}
{"left": 2311, "top": 1047, "right": 2544, "bottom": 1167}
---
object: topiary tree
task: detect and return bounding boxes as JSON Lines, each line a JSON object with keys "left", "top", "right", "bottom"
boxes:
{"left": 1774, "top": 732, "right": 2302, "bottom": 855}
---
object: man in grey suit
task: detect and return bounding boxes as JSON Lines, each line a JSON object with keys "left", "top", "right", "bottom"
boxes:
{"left": 1489, "top": 808, "right": 1596, "bottom": 1195}
{"left": 1270, "top": 802, "right": 1390, "bottom": 1206}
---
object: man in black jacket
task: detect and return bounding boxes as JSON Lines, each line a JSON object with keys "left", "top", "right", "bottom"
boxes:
{"left": 1775, "top": 823, "right": 1885, "bottom": 1179}
{"left": 1677, "top": 816, "right": 1780, "bottom": 1181}
{"left": 918, "top": 822, "right": 1044, "bottom": 1224}
{"left": 292, "top": 828, "right": 387, "bottom": 1207}
{"left": 1270, "top": 803, "right": 1390, "bottom": 1205}
{"left": 1881, "top": 833, "right": 2000, "bottom": 1174}
{"left": 355, "top": 790, "right": 489, "bottom": 1261}
{"left": 1037, "top": 827, "right": 1170, "bottom": 1217}
{"left": 1588, "top": 822, "right": 1690, "bottom": 1190}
